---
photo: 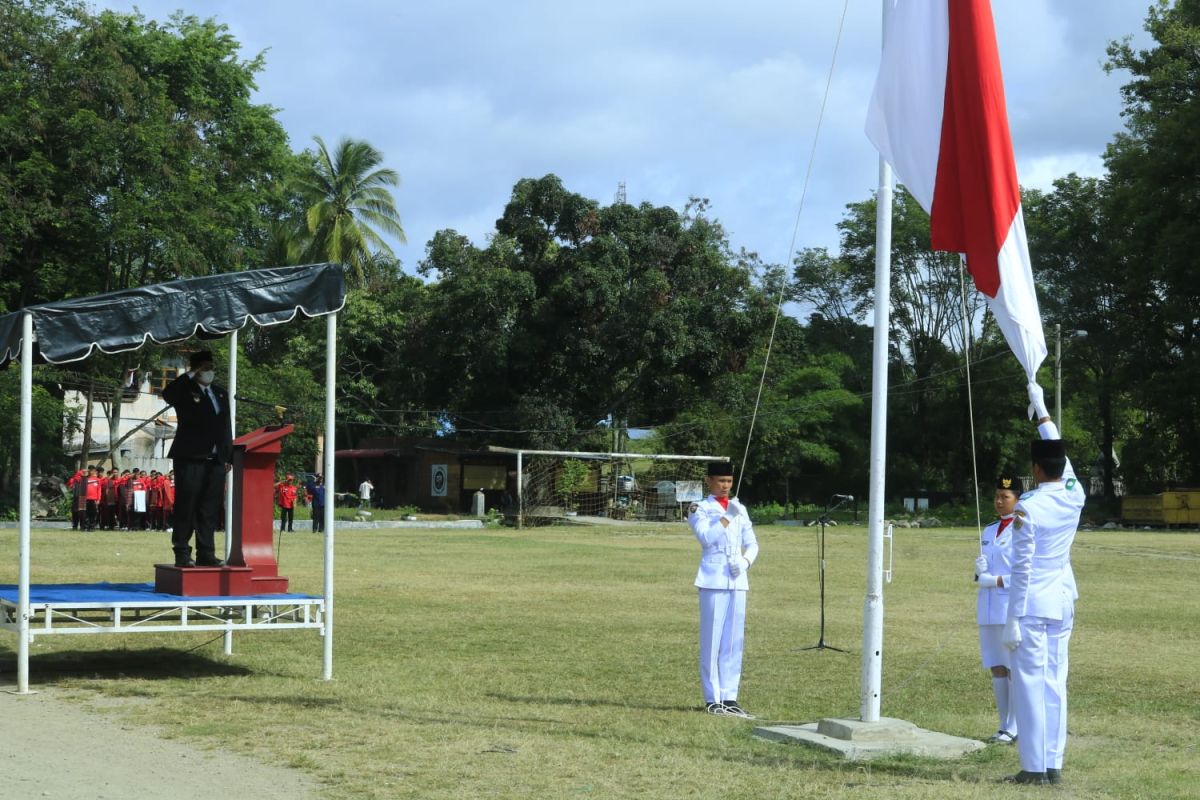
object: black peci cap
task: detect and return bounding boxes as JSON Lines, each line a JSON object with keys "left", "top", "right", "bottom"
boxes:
{"left": 707, "top": 461, "right": 734, "bottom": 477}
{"left": 1030, "top": 438, "right": 1066, "bottom": 460}
{"left": 189, "top": 350, "right": 215, "bottom": 368}
{"left": 995, "top": 473, "right": 1020, "bottom": 492}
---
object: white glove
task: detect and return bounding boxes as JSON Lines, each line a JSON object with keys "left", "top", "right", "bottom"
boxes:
{"left": 1027, "top": 382, "right": 1050, "bottom": 421}
{"left": 726, "top": 498, "right": 745, "bottom": 519}
{"left": 976, "top": 573, "right": 999, "bottom": 588}
{"left": 1002, "top": 618, "right": 1022, "bottom": 651}
{"left": 729, "top": 558, "right": 742, "bottom": 578}
{"left": 975, "top": 555, "right": 989, "bottom": 574}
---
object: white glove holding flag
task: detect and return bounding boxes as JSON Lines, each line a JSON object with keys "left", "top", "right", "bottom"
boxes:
{"left": 975, "top": 555, "right": 989, "bottom": 575}
{"left": 1027, "top": 382, "right": 1050, "bottom": 421}
{"left": 1002, "top": 618, "right": 1022, "bottom": 651}
{"left": 726, "top": 498, "right": 746, "bottom": 519}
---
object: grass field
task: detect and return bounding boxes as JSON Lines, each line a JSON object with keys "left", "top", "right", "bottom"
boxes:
{"left": 2, "top": 522, "right": 1198, "bottom": 799}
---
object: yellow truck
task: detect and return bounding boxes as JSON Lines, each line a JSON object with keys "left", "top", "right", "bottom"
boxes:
{"left": 1121, "top": 491, "right": 1200, "bottom": 527}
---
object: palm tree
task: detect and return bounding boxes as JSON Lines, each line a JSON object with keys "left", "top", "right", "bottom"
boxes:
{"left": 295, "top": 136, "right": 406, "bottom": 283}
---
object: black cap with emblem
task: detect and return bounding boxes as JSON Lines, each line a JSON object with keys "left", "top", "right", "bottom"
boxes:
{"left": 995, "top": 473, "right": 1020, "bottom": 493}
{"left": 707, "top": 461, "right": 734, "bottom": 477}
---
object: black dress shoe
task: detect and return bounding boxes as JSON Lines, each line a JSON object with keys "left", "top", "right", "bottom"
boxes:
{"left": 175, "top": 559, "right": 196, "bottom": 568}
{"left": 1003, "top": 771, "right": 1048, "bottom": 785}
{"left": 196, "top": 557, "right": 225, "bottom": 567}
{"left": 1046, "top": 768, "right": 1062, "bottom": 785}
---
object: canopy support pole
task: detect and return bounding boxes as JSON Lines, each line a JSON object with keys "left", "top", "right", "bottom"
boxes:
{"left": 17, "top": 312, "right": 33, "bottom": 694}
{"left": 322, "top": 312, "right": 337, "bottom": 680}
{"left": 224, "top": 329, "right": 239, "bottom": 656}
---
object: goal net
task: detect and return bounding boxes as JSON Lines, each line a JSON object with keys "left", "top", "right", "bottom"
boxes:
{"left": 512, "top": 450, "right": 725, "bottom": 527}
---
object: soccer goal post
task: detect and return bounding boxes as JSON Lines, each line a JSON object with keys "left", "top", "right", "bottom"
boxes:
{"left": 488, "top": 449, "right": 727, "bottom": 528}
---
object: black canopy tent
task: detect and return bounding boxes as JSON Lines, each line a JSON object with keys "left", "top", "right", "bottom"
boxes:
{"left": 2, "top": 263, "right": 346, "bottom": 692}
{"left": 0, "top": 263, "right": 345, "bottom": 367}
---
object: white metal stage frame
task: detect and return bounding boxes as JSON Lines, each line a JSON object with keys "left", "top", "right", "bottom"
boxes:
{"left": 2, "top": 594, "right": 324, "bottom": 641}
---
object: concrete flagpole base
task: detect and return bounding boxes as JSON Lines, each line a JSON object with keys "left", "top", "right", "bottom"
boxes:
{"left": 753, "top": 717, "right": 986, "bottom": 761}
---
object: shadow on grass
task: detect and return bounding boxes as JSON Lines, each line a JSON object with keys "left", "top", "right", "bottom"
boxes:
{"left": 486, "top": 691, "right": 700, "bottom": 713}
{"left": 726, "top": 738, "right": 1010, "bottom": 786}
{"left": 0, "top": 647, "right": 253, "bottom": 682}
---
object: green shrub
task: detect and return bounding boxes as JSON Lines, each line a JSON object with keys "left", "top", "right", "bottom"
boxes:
{"left": 749, "top": 501, "right": 785, "bottom": 525}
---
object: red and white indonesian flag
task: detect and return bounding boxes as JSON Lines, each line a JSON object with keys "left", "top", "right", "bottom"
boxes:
{"left": 866, "top": 0, "right": 1046, "bottom": 380}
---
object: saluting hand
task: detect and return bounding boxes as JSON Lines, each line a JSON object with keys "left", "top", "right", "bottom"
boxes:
{"left": 726, "top": 498, "right": 746, "bottom": 519}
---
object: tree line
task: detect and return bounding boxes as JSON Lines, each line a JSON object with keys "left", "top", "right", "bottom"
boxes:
{"left": 1, "top": 0, "right": 1197, "bottom": 507}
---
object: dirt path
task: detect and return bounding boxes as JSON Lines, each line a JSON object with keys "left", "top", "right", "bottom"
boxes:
{"left": 0, "top": 684, "right": 319, "bottom": 800}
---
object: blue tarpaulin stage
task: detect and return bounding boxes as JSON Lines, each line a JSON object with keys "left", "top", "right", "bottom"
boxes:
{"left": 0, "top": 582, "right": 318, "bottom": 605}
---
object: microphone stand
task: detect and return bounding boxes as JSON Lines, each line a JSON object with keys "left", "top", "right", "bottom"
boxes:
{"left": 799, "top": 494, "right": 852, "bottom": 652}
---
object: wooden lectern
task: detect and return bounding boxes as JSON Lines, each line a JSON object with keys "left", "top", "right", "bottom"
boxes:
{"left": 155, "top": 424, "right": 293, "bottom": 596}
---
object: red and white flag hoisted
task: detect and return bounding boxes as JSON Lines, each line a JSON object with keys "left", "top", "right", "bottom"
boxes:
{"left": 866, "top": 0, "right": 1047, "bottom": 381}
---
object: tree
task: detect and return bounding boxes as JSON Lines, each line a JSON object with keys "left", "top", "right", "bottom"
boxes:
{"left": 790, "top": 186, "right": 1019, "bottom": 498}
{"left": 416, "top": 176, "right": 756, "bottom": 448}
{"left": 1023, "top": 175, "right": 1134, "bottom": 498}
{"left": 0, "top": 1, "right": 301, "bottom": 469}
{"left": 1103, "top": 0, "right": 1200, "bottom": 488}
{"left": 294, "top": 136, "right": 406, "bottom": 286}
{"left": 654, "top": 315, "right": 861, "bottom": 502}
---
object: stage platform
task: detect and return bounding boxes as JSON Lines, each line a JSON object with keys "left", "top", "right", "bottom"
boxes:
{"left": 1, "top": 582, "right": 324, "bottom": 641}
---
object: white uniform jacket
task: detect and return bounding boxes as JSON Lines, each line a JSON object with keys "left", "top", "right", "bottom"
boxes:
{"left": 976, "top": 516, "right": 1014, "bottom": 625}
{"left": 1008, "top": 422, "right": 1084, "bottom": 621}
{"left": 689, "top": 496, "right": 759, "bottom": 591}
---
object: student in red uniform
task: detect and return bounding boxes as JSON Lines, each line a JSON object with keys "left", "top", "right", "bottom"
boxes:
{"left": 101, "top": 468, "right": 119, "bottom": 530}
{"left": 82, "top": 465, "right": 102, "bottom": 531}
{"left": 163, "top": 470, "right": 176, "bottom": 532}
{"left": 129, "top": 470, "right": 149, "bottom": 530}
{"left": 116, "top": 470, "right": 132, "bottom": 530}
{"left": 67, "top": 468, "right": 85, "bottom": 530}
{"left": 148, "top": 471, "right": 164, "bottom": 530}
{"left": 276, "top": 474, "right": 299, "bottom": 532}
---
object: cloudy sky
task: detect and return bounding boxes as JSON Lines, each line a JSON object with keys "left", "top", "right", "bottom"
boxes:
{"left": 98, "top": 0, "right": 1153, "bottom": 273}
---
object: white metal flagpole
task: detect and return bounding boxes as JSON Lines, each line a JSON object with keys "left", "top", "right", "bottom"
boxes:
{"left": 860, "top": 0, "right": 895, "bottom": 723}
{"left": 322, "top": 312, "right": 337, "bottom": 680}
{"left": 17, "top": 312, "right": 34, "bottom": 694}
{"left": 225, "top": 329, "right": 238, "bottom": 561}
{"left": 224, "top": 329, "right": 238, "bottom": 656}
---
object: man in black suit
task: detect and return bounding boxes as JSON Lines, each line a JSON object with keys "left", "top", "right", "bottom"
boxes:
{"left": 162, "top": 350, "right": 233, "bottom": 567}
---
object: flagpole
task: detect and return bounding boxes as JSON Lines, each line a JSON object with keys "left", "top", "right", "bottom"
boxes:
{"left": 860, "top": 0, "right": 894, "bottom": 724}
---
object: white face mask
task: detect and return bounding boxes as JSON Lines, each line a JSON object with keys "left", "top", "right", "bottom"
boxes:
{"left": 196, "top": 370, "right": 216, "bottom": 386}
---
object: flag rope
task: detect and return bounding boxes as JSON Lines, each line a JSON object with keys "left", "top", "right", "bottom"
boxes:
{"left": 737, "top": 0, "right": 850, "bottom": 495}
{"left": 958, "top": 258, "right": 984, "bottom": 547}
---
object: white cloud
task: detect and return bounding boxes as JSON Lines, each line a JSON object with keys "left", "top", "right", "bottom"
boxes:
{"left": 92, "top": 0, "right": 1154, "bottom": 270}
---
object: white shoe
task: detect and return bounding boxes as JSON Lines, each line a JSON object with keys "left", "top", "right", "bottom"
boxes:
{"left": 722, "top": 702, "right": 756, "bottom": 719}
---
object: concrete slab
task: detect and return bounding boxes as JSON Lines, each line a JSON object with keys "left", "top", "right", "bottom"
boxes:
{"left": 753, "top": 716, "right": 986, "bottom": 761}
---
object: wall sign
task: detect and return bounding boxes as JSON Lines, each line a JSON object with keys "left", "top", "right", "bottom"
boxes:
{"left": 431, "top": 464, "right": 448, "bottom": 497}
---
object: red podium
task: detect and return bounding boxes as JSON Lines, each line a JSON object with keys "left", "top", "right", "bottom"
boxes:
{"left": 155, "top": 424, "right": 293, "bottom": 596}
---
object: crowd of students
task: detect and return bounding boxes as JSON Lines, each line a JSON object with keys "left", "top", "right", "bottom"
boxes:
{"left": 66, "top": 465, "right": 175, "bottom": 531}
{"left": 65, "top": 466, "right": 328, "bottom": 534}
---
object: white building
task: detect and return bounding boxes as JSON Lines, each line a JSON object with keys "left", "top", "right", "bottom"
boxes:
{"left": 63, "top": 362, "right": 183, "bottom": 472}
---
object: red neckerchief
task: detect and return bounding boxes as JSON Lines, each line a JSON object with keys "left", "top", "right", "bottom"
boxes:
{"left": 715, "top": 496, "right": 729, "bottom": 510}
{"left": 997, "top": 516, "right": 1014, "bottom": 537}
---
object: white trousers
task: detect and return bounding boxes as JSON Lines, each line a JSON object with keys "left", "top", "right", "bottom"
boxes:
{"left": 1012, "top": 602, "right": 1074, "bottom": 772}
{"left": 698, "top": 588, "right": 746, "bottom": 703}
